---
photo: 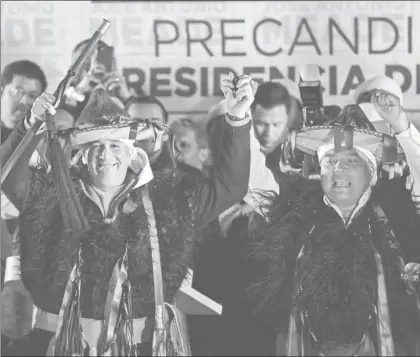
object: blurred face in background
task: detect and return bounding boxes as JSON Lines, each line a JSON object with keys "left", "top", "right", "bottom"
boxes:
{"left": 253, "top": 104, "right": 289, "bottom": 154}
{"left": 126, "top": 102, "right": 167, "bottom": 162}
{"left": 71, "top": 44, "right": 98, "bottom": 86}
{"left": 173, "top": 127, "right": 210, "bottom": 171}
{"left": 1, "top": 74, "right": 43, "bottom": 129}
{"left": 71, "top": 44, "right": 111, "bottom": 86}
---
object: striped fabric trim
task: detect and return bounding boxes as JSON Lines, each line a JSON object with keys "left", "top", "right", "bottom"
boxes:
{"left": 101, "top": 245, "right": 136, "bottom": 356}
{"left": 47, "top": 245, "right": 86, "bottom": 356}
{"left": 141, "top": 186, "right": 169, "bottom": 357}
{"left": 373, "top": 248, "right": 395, "bottom": 356}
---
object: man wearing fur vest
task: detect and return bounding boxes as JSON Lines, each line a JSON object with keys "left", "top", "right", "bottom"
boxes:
{"left": 246, "top": 91, "right": 420, "bottom": 356}
{"left": 1, "top": 74, "right": 257, "bottom": 356}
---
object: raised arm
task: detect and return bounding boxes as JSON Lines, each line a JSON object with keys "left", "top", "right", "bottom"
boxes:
{"left": 395, "top": 118, "right": 420, "bottom": 205}
{"left": 1, "top": 92, "right": 56, "bottom": 212}
{"left": 187, "top": 74, "right": 257, "bottom": 227}
{"left": 372, "top": 92, "right": 420, "bottom": 209}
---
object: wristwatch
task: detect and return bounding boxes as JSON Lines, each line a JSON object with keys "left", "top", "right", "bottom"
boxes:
{"left": 226, "top": 112, "right": 250, "bottom": 122}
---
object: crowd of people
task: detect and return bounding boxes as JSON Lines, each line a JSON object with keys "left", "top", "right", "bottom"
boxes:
{"left": 1, "top": 36, "right": 419, "bottom": 357}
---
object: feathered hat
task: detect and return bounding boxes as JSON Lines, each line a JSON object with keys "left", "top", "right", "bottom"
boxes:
{"left": 61, "top": 88, "right": 168, "bottom": 150}
{"left": 289, "top": 104, "right": 405, "bottom": 179}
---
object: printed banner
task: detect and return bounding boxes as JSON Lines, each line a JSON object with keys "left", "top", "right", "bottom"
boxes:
{"left": 1, "top": 1, "right": 419, "bottom": 121}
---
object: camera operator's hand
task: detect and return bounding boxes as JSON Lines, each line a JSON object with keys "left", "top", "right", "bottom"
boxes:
{"left": 102, "top": 72, "right": 134, "bottom": 101}
{"left": 66, "top": 66, "right": 106, "bottom": 106}
{"left": 372, "top": 91, "right": 409, "bottom": 134}
{"left": 221, "top": 73, "right": 258, "bottom": 119}
{"left": 28, "top": 92, "right": 56, "bottom": 127}
{"left": 74, "top": 73, "right": 105, "bottom": 95}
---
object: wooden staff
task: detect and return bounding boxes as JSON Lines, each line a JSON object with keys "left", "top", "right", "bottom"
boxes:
{"left": 1, "top": 19, "right": 111, "bottom": 185}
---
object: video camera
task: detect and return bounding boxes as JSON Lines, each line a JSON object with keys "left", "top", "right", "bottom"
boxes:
{"left": 298, "top": 64, "right": 325, "bottom": 126}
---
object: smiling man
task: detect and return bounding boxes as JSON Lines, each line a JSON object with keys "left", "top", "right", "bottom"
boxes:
{"left": 1, "top": 75, "right": 255, "bottom": 356}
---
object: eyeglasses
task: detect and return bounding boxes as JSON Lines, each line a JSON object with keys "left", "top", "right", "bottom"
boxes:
{"left": 9, "top": 87, "right": 39, "bottom": 102}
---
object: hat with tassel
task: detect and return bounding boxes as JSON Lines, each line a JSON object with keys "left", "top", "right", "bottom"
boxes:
{"left": 289, "top": 103, "right": 405, "bottom": 179}
{"left": 53, "top": 89, "right": 168, "bottom": 233}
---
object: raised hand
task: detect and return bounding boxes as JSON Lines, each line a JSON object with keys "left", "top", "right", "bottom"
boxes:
{"left": 29, "top": 92, "right": 56, "bottom": 126}
{"left": 74, "top": 73, "right": 104, "bottom": 94}
{"left": 102, "top": 72, "right": 135, "bottom": 101}
{"left": 221, "top": 72, "right": 258, "bottom": 119}
{"left": 371, "top": 91, "right": 409, "bottom": 134}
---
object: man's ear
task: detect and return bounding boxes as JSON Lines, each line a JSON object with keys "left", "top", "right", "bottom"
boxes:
{"left": 198, "top": 148, "right": 211, "bottom": 164}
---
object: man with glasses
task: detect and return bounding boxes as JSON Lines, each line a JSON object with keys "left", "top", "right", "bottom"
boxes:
{"left": 1, "top": 60, "right": 47, "bottom": 144}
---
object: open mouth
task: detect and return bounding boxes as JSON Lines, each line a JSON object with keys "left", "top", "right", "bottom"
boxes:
{"left": 97, "top": 163, "right": 118, "bottom": 171}
{"left": 334, "top": 180, "right": 351, "bottom": 188}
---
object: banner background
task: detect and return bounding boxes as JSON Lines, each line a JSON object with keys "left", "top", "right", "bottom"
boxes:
{"left": 1, "top": 1, "right": 419, "bottom": 123}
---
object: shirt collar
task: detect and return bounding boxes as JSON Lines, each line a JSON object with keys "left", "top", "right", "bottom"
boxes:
{"left": 131, "top": 147, "right": 154, "bottom": 189}
{"left": 323, "top": 187, "right": 372, "bottom": 228}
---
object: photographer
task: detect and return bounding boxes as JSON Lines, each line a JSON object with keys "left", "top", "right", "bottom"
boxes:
{"left": 60, "top": 39, "right": 135, "bottom": 121}
{"left": 250, "top": 80, "right": 316, "bottom": 181}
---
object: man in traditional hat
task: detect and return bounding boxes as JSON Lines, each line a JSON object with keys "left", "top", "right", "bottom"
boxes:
{"left": 1, "top": 73, "right": 257, "bottom": 356}
{"left": 246, "top": 91, "right": 420, "bottom": 356}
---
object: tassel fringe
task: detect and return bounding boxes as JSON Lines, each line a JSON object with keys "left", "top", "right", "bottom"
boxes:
{"left": 47, "top": 128, "right": 89, "bottom": 234}
{"left": 101, "top": 245, "right": 138, "bottom": 356}
{"left": 50, "top": 245, "right": 86, "bottom": 356}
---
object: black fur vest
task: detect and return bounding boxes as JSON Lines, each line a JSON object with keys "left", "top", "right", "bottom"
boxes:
{"left": 246, "top": 178, "right": 420, "bottom": 352}
{"left": 19, "top": 169, "right": 199, "bottom": 320}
